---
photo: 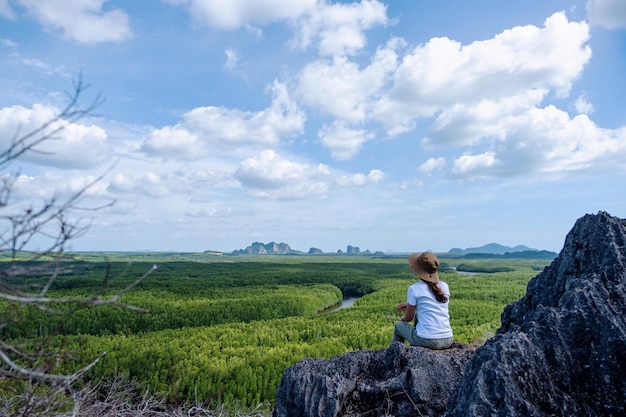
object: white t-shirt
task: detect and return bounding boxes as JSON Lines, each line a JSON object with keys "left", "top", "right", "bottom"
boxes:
{"left": 407, "top": 280, "right": 453, "bottom": 339}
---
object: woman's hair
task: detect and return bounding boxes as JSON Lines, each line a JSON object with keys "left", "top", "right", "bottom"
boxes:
{"left": 422, "top": 280, "right": 448, "bottom": 303}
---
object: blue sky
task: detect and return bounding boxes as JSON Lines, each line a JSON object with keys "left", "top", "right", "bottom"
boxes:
{"left": 1, "top": 0, "right": 625, "bottom": 254}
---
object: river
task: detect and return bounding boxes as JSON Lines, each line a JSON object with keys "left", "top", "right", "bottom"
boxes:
{"left": 320, "top": 297, "right": 359, "bottom": 314}
{"left": 451, "top": 267, "right": 481, "bottom": 276}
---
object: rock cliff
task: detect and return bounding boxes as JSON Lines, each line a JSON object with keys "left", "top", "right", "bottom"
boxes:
{"left": 273, "top": 342, "right": 476, "bottom": 417}
{"left": 234, "top": 241, "right": 294, "bottom": 254}
{"left": 447, "top": 211, "right": 626, "bottom": 416}
{"left": 273, "top": 211, "right": 626, "bottom": 417}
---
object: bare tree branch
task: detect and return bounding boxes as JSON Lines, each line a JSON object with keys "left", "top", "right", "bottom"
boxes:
{"left": 0, "top": 74, "right": 104, "bottom": 171}
{"left": 0, "top": 76, "right": 157, "bottom": 412}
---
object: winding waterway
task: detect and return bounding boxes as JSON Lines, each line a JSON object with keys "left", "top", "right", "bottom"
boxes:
{"left": 451, "top": 267, "right": 481, "bottom": 276}
{"left": 320, "top": 297, "right": 359, "bottom": 314}
{"left": 320, "top": 270, "right": 477, "bottom": 315}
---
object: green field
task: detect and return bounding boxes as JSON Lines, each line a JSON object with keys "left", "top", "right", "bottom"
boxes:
{"left": 0, "top": 253, "right": 552, "bottom": 408}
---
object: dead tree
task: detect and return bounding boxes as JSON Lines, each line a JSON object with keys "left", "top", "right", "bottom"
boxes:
{"left": 0, "top": 76, "right": 156, "bottom": 416}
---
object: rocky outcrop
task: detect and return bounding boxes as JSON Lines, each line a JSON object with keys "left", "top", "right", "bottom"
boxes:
{"left": 346, "top": 245, "right": 360, "bottom": 255}
{"left": 273, "top": 342, "right": 476, "bottom": 417}
{"left": 234, "top": 241, "right": 294, "bottom": 254}
{"left": 447, "top": 211, "right": 626, "bottom": 416}
{"left": 273, "top": 211, "right": 626, "bottom": 417}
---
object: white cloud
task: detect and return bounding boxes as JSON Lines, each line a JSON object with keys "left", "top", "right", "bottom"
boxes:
{"left": 16, "top": 0, "right": 132, "bottom": 44}
{"left": 140, "top": 125, "right": 204, "bottom": 160}
{"left": 448, "top": 105, "right": 626, "bottom": 180}
{"left": 586, "top": 0, "right": 626, "bottom": 29}
{"left": 418, "top": 157, "right": 446, "bottom": 175}
{"left": 1, "top": 38, "right": 18, "bottom": 48}
{"left": 0, "top": 103, "right": 112, "bottom": 169}
{"left": 296, "top": 38, "right": 401, "bottom": 122}
{"left": 234, "top": 150, "right": 331, "bottom": 199}
{"left": 317, "top": 121, "right": 374, "bottom": 160}
{"left": 374, "top": 12, "right": 591, "bottom": 135}
{"left": 176, "top": 0, "right": 316, "bottom": 30}
{"left": 108, "top": 172, "right": 173, "bottom": 198}
{"left": 450, "top": 152, "right": 497, "bottom": 180}
{"left": 1, "top": 171, "right": 111, "bottom": 212}
{"left": 141, "top": 80, "right": 305, "bottom": 160}
{"left": 335, "top": 169, "right": 385, "bottom": 186}
{"left": 16, "top": 56, "right": 69, "bottom": 77}
{"left": 291, "top": 0, "right": 389, "bottom": 56}
{"left": 234, "top": 150, "right": 384, "bottom": 199}
{"left": 223, "top": 48, "right": 248, "bottom": 80}
{"left": 224, "top": 48, "right": 239, "bottom": 72}
{"left": 371, "top": 11, "right": 623, "bottom": 182}
{"left": 575, "top": 94, "right": 595, "bottom": 114}
{"left": 422, "top": 90, "right": 549, "bottom": 149}
{"left": 171, "top": 0, "right": 388, "bottom": 57}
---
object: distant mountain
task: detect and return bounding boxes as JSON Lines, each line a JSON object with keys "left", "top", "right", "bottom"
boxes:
{"left": 233, "top": 241, "right": 299, "bottom": 255}
{"left": 448, "top": 243, "right": 538, "bottom": 255}
{"left": 231, "top": 243, "right": 381, "bottom": 255}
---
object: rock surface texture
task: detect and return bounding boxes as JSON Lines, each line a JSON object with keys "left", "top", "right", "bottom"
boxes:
{"left": 447, "top": 211, "right": 626, "bottom": 416}
{"left": 273, "top": 342, "right": 476, "bottom": 417}
{"left": 273, "top": 211, "right": 626, "bottom": 417}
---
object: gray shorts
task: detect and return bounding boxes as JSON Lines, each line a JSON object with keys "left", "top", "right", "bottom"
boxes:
{"left": 392, "top": 321, "right": 453, "bottom": 350}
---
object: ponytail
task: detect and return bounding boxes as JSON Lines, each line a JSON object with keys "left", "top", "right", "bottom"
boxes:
{"left": 423, "top": 280, "right": 448, "bottom": 303}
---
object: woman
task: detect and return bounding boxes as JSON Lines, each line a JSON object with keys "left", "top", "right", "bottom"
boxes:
{"left": 391, "top": 252, "right": 453, "bottom": 349}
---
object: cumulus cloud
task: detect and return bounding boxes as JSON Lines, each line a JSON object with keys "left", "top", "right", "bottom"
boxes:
{"left": 586, "top": 0, "right": 626, "bottom": 29}
{"left": 15, "top": 0, "right": 132, "bottom": 44}
{"left": 575, "top": 94, "right": 595, "bottom": 114}
{"left": 108, "top": 172, "right": 174, "bottom": 198}
{"left": 169, "top": 0, "right": 388, "bottom": 57}
{"left": 0, "top": 103, "right": 112, "bottom": 169}
{"left": 1, "top": 171, "right": 110, "bottom": 207}
{"left": 418, "top": 157, "right": 446, "bottom": 176}
{"left": 448, "top": 105, "right": 626, "bottom": 180}
{"left": 374, "top": 12, "right": 591, "bottom": 135}
{"left": 234, "top": 150, "right": 331, "bottom": 199}
{"left": 172, "top": 0, "right": 317, "bottom": 30}
{"left": 358, "top": 11, "right": 626, "bottom": 182}
{"left": 335, "top": 169, "right": 385, "bottom": 186}
{"left": 317, "top": 121, "right": 374, "bottom": 160}
{"left": 234, "top": 150, "right": 387, "bottom": 199}
{"left": 141, "top": 80, "right": 305, "bottom": 160}
{"left": 296, "top": 38, "right": 401, "bottom": 122}
{"left": 140, "top": 125, "right": 204, "bottom": 160}
{"left": 290, "top": 0, "right": 389, "bottom": 56}
{"left": 422, "top": 90, "right": 549, "bottom": 149}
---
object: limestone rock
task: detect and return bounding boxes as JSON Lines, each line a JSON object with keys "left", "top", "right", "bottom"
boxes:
{"left": 346, "top": 245, "right": 360, "bottom": 255}
{"left": 446, "top": 211, "right": 626, "bottom": 416}
{"left": 273, "top": 211, "right": 626, "bottom": 417}
{"left": 273, "top": 342, "right": 476, "bottom": 417}
{"left": 236, "top": 241, "right": 293, "bottom": 254}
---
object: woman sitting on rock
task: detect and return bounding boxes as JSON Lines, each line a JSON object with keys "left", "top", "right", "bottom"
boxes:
{"left": 392, "top": 252, "right": 454, "bottom": 349}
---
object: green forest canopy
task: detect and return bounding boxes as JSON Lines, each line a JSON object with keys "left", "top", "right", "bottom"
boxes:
{"left": 1, "top": 254, "right": 552, "bottom": 407}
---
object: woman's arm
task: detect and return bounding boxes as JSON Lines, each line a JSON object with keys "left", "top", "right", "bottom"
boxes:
{"left": 399, "top": 303, "right": 416, "bottom": 322}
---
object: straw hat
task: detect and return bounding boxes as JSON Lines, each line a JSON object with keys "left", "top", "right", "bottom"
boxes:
{"left": 408, "top": 252, "right": 440, "bottom": 283}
